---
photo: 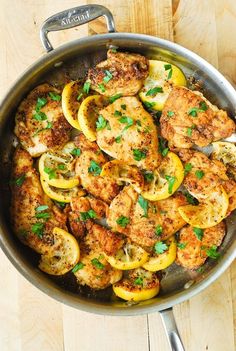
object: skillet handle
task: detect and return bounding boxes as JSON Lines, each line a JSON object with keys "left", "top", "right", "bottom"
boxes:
{"left": 40, "top": 4, "right": 115, "bottom": 52}
{"left": 159, "top": 308, "right": 185, "bottom": 351}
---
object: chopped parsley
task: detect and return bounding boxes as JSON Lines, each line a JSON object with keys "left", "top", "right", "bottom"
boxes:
{"left": 115, "top": 135, "right": 122, "bottom": 143}
{"left": 187, "top": 125, "right": 195, "bottom": 137}
{"left": 165, "top": 175, "right": 176, "bottom": 194}
{"left": 35, "top": 205, "right": 49, "bottom": 212}
{"left": 35, "top": 97, "right": 47, "bottom": 111}
{"left": 72, "top": 262, "right": 85, "bottom": 273}
{"left": 146, "top": 86, "right": 163, "bottom": 96}
{"left": 154, "top": 241, "right": 168, "bottom": 254}
{"left": 88, "top": 160, "right": 102, "bottom": 176}
{"left": 162, "top": 147, "right": 169, "bottom": 157}
{"left": 54, "top": 200, "right": 66, "bottom": 209}
{"left": 48, "top": 92, "right": 61, "bottom": 101}
{"left": 164, "top": 64, "right": 173, "bottom": 79}
{"left": 35, "top": 212, "right": 50, "bottom": 220}
{"left": 96, "top": 115, "right": 108, "bottom": 130}
{"left": 116, "top": 216, "right": 130, "bottom": 228}
{"left": 177, "top": 242, "right": 187, "bottom": 249}
{"left": 155, "top": 225, "right": 163, "bottom": 236}
{"left": 70, "top": 148, "right": 81, "bottom": 157}
{"left": 98, "top": 83, "right": 106, "bottom": 93}
{"left": 133, "top": 149, "right": 147, "bottom": 161}
{"left": 158, "top": 136, "right": 168, "bottom": 155}
{"left": 193, "top": 227, "right": 204, "bottom": 241}
{"left": 32, "top": 222, "right": 44, "bottom": 239}
{"left": 103, "top": 70, "right": 113, "bottom": 83}
{"left": 118, "top": 116, "right": 133, "bottom": 132}
{"left": 114, "top": 110, "right": 122, "bottom": 117}
{"left": 77, "top": 93, "right": 83, "bottom": 101}
{"left": 188, "top": 101, "right": 208, "bottom": 117}
{"left": 143, "top": 171, "right": 154, "bottom": 183}
{"left": 206, "top": 245, "right": 220, "bottom": 259}
{"left": 57, "top": 164, "right": 65, "bottom": 170}
{"left": 143, "top": 101, "right": 156, "bottom": 109}
{"left": 184, "top": 163, "right": 193, "bottom": 175}
{"left": 138, "top": 195, "right": 149, "bottom": 218}
{"left": 44, "top": 167, "right": 56, "bottom": 180}
{"left": 134, "top": 277, "right": 144, "bottom": 286}
{"left": 195, "top": 170, "right": 205, "bottom": 179}
{"left": 121, "top": 104, "right": 126, "bottom": 110}
{"left": 83, "top": 81, "right": 91, "bottom": 94}
{"left": 33, "top": 111, "right": 47, "bottom": 121}
{"left": 80, "top": 210, "right": 97, "bottom": 221}
{"left": 183, "top": 191, "right": 199, "bottom": 205}
{"left": 91, "top": 258, "right": 104, "bottom": 270}
{"left": 109, "top": 93, "right": 122, "bottom": 103}
{"left": 167, "top": 111, "right": 174, "bottom": 117}
{"left": 14, "top": 174, "right": 26, "bottom": 187}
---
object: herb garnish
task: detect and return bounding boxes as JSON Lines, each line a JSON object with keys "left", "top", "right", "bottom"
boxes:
{"left": 188, "top": 101, "right": 208, "bottom": 117}
{"left": 103, "top": 70, "right": 113, "bottom": 83}
{"left": 162, "top": 147, "right": 169, "bottom": 157}
{"left": 115, "top": 135, "right": 122, "bottom": 143}
{"left": 177, "top": 242, "right": 187, "bottom": 249}
{"left": 32, "top": 222, "right": 44, "bottom": 239}
{"left": 154, "top": 241, "right": 168, "bottom": 254}
{"left": 96, "top": 115, "right": 108, "bottom": 130}
{"left": 72, "top": 262, "right": 85, "bottom": 273}
{"left": 88, "top": 160, "right": 102, "bottom": 176}
{"left": 35, "top": 97, "right": 47, "bottom": 111}
{"left": 48, "top": 92, "right": 61, "bottom": 101}
{"left": 114, "top": 110, "right": 122, "bottom": 117}
{"left": 14, "top": 174, "right": 26, "bottom": 187}
{"left": 184, "top": 163, "right": 193, "bottom": 175}
{"left": 146, "top": 86, "right": 163, "bottom": 96}
{"left": 77, "top": 93, "right": 83, "bottom": 101}
{"left": 70, "top": 148, "right": 81, "bottom": 156}
{"left": 138, "top": 195, "right": 149, "bottom": 217}
{"left": 44, "top": 167, "right": 56, "bottom": 180}
{"left": 155, "top": 225, "right": 163, "bottom": 236}
{"left": 121, "top": 104, "right": 126, "bottom": 110}
{"left": 193, "top": 227, "right": 204, "bottom": 240}
{"left": 167, "top": 111, "right": 174, "bottom": 117}
{"left": 183, "top": 191, "right": 199, "bottom": 205}
{"left": 164, "top": 64, "right": 173, "bottom": 79}
{"left": 143, "top": 101, "right": 156, "bottom": 109}
{"left": 143, "top": 171, "right": 154, "bottom": 183}
{"left": 206, "top": 245, "right": 220, "bottom": 259}
{"left": 98, "top": 83, "right": 106, "bottom": 93}
{"left": 165, "top": 175, "right": 176, "bottom": 194}
{"left": 91, "top": 258, "right": 104, "bottom": 270}
{"left": 109, "top": 94, "right": 122, "bottom": 103}
{"left": 80, "top": 210, "right": 97, "bottom": 221}
{"left": 83, "top": 81, "right": 91, "bottom": 94}
{"left": 187, "top": 125, "right": 195, "bottom": 137}
{"left": 33, "top": 111, "right": 47, "bottom": 121}
{"left": 134, "top": 277, "right": 143, "bottom": 286}
{"left": 116, "top": 216, "right": 130, "bottom": 228}
{"left": 195, "top": 170, "right": 205, "bottom": 179}
{"left": 133, "top": 149, "right": 147, "bottom": 161}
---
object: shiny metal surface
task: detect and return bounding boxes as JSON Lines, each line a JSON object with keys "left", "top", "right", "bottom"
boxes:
{"left": 160, "top": 308, "right": 185, "bottom": 351}
{"left": 0, "top": 32, "right": 236, "bottom": 318}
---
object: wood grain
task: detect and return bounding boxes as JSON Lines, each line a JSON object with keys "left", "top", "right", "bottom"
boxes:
{"left": 0, "top": 1, "right": 235, "bottom": 351}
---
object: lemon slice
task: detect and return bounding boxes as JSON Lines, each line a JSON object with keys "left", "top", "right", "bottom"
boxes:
{"left": 62, "top": 81, "right": 83, "bottom": 130}
{"left": 39, "top": 227, "right": 80, "bottom": 275}
{"left": 101, "top": 160, "right": 144, "bottom": 193}
{"left": 39, "top": 151, "right": 79, "bottom": 189}
{"left": 141, "top": 152, "right": 184, "bottom": 201}
{"left": 139, "top": 60, "right": 187, "bottom": 110}
{"left": 178, "top": 187, "right": 229, "bottom": 229}
{"left": 78, "top": 95, "right": 109, "bottom": 141}
{"left": 40, "top": 177, "right": 84, "bottom": 203}
{"left": 143, "top": 237, "right": 176, "bottom": 272}
{"left": 104, "top": 242, "right": 149, "bottom": 270}
{"left": 113, "top": 268, "right": 160, "bottom": 302}
{"left": 61, "top": 141, "right": 76, "bottom": 155}
{"left": 212, "top": 142, "right": 236, "bottom": 168}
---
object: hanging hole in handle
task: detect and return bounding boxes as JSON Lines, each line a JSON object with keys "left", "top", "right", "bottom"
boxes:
{"left": 40, "top": 4, "right": 115, "bottom": 52}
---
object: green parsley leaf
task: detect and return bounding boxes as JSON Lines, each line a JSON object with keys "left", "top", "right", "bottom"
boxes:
{"left": 206, "top": 245, "right": 220, "bottom": 259}
{"left": 167, "top": 111, "right": 174, "bottom": 117}
{"left": 32, "top": 222, "right": 44, "bottom": 239}
{"left": 136, "top": 120, "right": 142, "bottom": 127}
{"left": 167, "top": 68, "right": 173, "bottom": 79}
{"left": 44, "top": 167, "right": 56, "bottom": 180}
{"left": 33, "top": 111, "right": 48, "bottom": 121}
{"left": 183, "top": 191, "right": 199, "bottom": 205}
{"left": 154, "top": 241, "right": 168, "bottom": 254}
{"left": 14, "top": 174, "right": 26, "bottom": 187}
{"left": 199, "top": 101, "right": 208, "bottom": 111}
{"left": 83, "top": 81, "right": 91, "bottom": 94}
{"left": 98, "top": 83, "right": 106, "bottom": 93}
{"left": 45, "top": 121, "right": 52, "bottom": 129}
{"left": 162, "top": 147, "right": 169, "bottom": 157}
{"left": 164, "top": 64, "right": 173, "bottom": 79}
{"left": 48, "top": 92, "right": 61, "bottom": 101}
{"left": 193, "top": 227, "right": 204, "bottom": 240}
{"left": 164, "top": 64, "right": 172, "bottom": 70}
{"left": 188, "top": 108, "right": 198, "bottom": 117}
{"left": 103, "top": 70, "right": 113, "bottom": 83}
{"left": 88, "top": 160, "right": 102, "bottom": 176}
{"left": 57, "top": 164, "right": 65, "bottom": 170}
{"left": 121, "top": 104, "right": 126, "bottom": 110}
{"left": 35, "top": 97, "right": 47, "bottom": 112}
{"left": 116, "top": 215, "right": 130, "bottom": 228}
{"left": 133, "top": 149, "right": 147, "bottom": 161}
{"left": 119, "top": 116, "right": 133, "bottom": 125}
{"left": 146, "top": 86, "right": 163, "bottom": 96}
{"left": 155, "top": 225, "right": 163, "bottom": 236}
{"left": 96, "top": 115, "right": 107, "bottom": 130}
{"left": 109, "top": 93, "right": 122, "bottom": 103}
{"left": 134, "top": 277, "right": 143, "bottom": 286}
{"left": 111, "top": 48, "right": 117, "bottom": 53}
{"left": 195, "top": 170, "right": 205, "bottom": 179}
{"left": 53, "top": 200, "right": 66, "bottom": 209}
{"left": 184, "top": 163, "right": 193, "bottom": 175}
{"left": 91, "top": 258, "right": 104, "bottom": 270}
{"left": 165, "top": 175, "right": 176, "bottom": 194}
{"left": 77, "top": 93, "right": 83, "bottom": 101}
{"left": 72, "top": 262, "right": 85, "bottom": 273}
{"left": 143, "top": 172, "right": 154, "bottom": 183}
{"left": 35, "top": 212, "right": 51, "bottom": 220}
{"left": 177, "top": 242, "right": 187, "bottom": 249}
{"left": 114, "top": 110, "right": 122, "bottom": 116}
{"left": 35, "top": 205, "right": 49, "bottom": 212}
{"left": 143, "top": 101, "right": 156, "bottom": 109}
{"left": 70, "top": 148, "right": 81, "bottom": 157}
{"left": 138, "top": 195, "right": 149, "bottom": 218}
{"left": 196, "top": 266, "right": 205, "bottom": 273}
{"left": 115, "top": 135, "right": 122, "bottom": 143}
{"left": 80, "top": 209, "right": 97, "bottom": 221}
{"left": 158, "top": 136, "right": 168, "bottom": 155}
{"left": 187, "top": 125, "right": 195, "bottom": 137}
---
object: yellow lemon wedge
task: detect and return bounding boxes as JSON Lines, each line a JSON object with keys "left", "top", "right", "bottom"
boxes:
{"left": 104, "top": 242, "right": 149, "bottom": 270}
{"left": 143, "top": 237, "right": 177, "bottom": 272}
{"left": 113, "top": 268, "right": 160, "bottom": 302}
{"left": 62, "top": 81, "right": 83, "bottom": 130}
{"left": 212, "top": 142, "right": 236, "bottom": 170}
{"left": 39, "top": 151, "right": 79, "bottom": 189}
{"left": 139, "top": 60, "right": 187, "bottom": 110}
{"left": 178, "top": 186, "right": 229, "bottom": 228}
{"left": 39, "top": 227, "right": 80, "bottom": 275}
{"left": 141, "top": 152, "right": 184, "bottom": 201}
{"left": 78, "top": 95, "right": 109, "bottom": 141}
{"left": 101, "top": 160, "right": 144, "bottom": 193}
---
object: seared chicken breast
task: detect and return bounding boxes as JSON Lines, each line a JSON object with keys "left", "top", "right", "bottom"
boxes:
{"left": 15, "top": 84, "right": 72, "bottom": 157}
{"left": 11, "top": 148, "right": 67, "bottom": 254}
{"left": 176, "top": 222, "right": 226, "bottom": 269}
{"left": 96, "top": 97, "right": 161, "bottom": 170}
{"left": 88, "top": 50, "right": 149, "bottom": 96}
{"left": 160, "top": 86, "right": 235, "bottom": 148}
{"left": 74, "top": 134, "right": 120, "bottom": 203}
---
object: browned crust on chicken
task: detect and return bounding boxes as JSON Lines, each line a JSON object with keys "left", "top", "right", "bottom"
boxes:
{"left": 176, "top": 222, "right": 226, "bottom": 269}
{"left": 14, "top": 84, "right": 72, "bottom": 157}
{"left": 160, "top": 87, "right": 235, "bottom": 148}
{"left": 88, "top": 50, "right": 149, "bottom": 96}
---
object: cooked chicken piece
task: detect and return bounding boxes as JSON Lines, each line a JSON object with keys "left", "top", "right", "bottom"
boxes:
{"left": 96, "top": 97, "right": 160, "bottom": 170}
{"left": 87, "top": 50, "right": 149, "bottom": 96}
{"left": 176, "top": 222, "right": 225, "bottom": 269}
{"left": 11, "top": 148, "right": 67, "bottom": 255}
{"left": 222, "top": 178, "right": 236, "bottom": 215}
{"left": 74, "top": 134, "right": 120, "bottom": 203}
{"left": 160, "top": 86, "right": 235, "bottom": 148}
{"left": 74, "top": 227, "right": 122, "bottom": 289}
{"left": 107, "top": 186, "right": 187, "bottom": 248}
{"left": 15, "top": 84, "right": 72, "bottom": 157}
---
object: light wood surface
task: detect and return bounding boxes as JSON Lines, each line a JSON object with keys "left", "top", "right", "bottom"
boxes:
{"left": 0, "top": 1, "right": 235, "bottom": 350}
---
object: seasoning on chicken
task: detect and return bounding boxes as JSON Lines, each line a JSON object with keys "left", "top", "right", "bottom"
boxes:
{"left": 176, "top": 222, "right": 226, "bottom": 269}
{"left": 74, "top": 134, "right": 120, "bottom": 203}
{"left": 87, "top": 50, "right": 149, "bottom": 96}
{"left": 15, "top": 84, "right": 72, "bottom": 157}
{"left": 11, "top": 148, "right": 67, "bottom": 255}
{"left": 96, "top": 97, "right": 161, "bottom": 171}
{"left": 107, "top": 186, "right": 187, "bottom": 248}
{"left": 160, "top": 86, "right": 235, "bottom": 148}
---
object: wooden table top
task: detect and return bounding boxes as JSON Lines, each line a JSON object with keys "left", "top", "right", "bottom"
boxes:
{"left": 0, "top": 1, "right": 235, "bottom": 350}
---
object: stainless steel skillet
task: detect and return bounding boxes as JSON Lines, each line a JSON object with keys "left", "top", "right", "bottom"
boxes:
{"left": 0, "top": 5, "right": 235, "bottom": 351}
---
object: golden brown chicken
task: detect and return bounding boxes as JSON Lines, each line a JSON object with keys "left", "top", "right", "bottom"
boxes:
{"left": 11, "top": 148, "right": 67, "bottom": 255}
{"left": 15, "top": 84, "right": 72, "bottom": 157}
{"left": 160, "top": 86, "right": 235, "bottom": 148}
{"left": 107, "top": 186, "right": 187, "bottom": 248}
{"left": 87, "top": 50, "right": 149, "bottom": 96}
{"left": 96, "top": 97, "right": 161, "bottom": 171}
{"left": 74, "top": 134, "right": 120, "bottom": 203}
{"left": 176, "top": 222, "right": 225, "bottom": 269}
